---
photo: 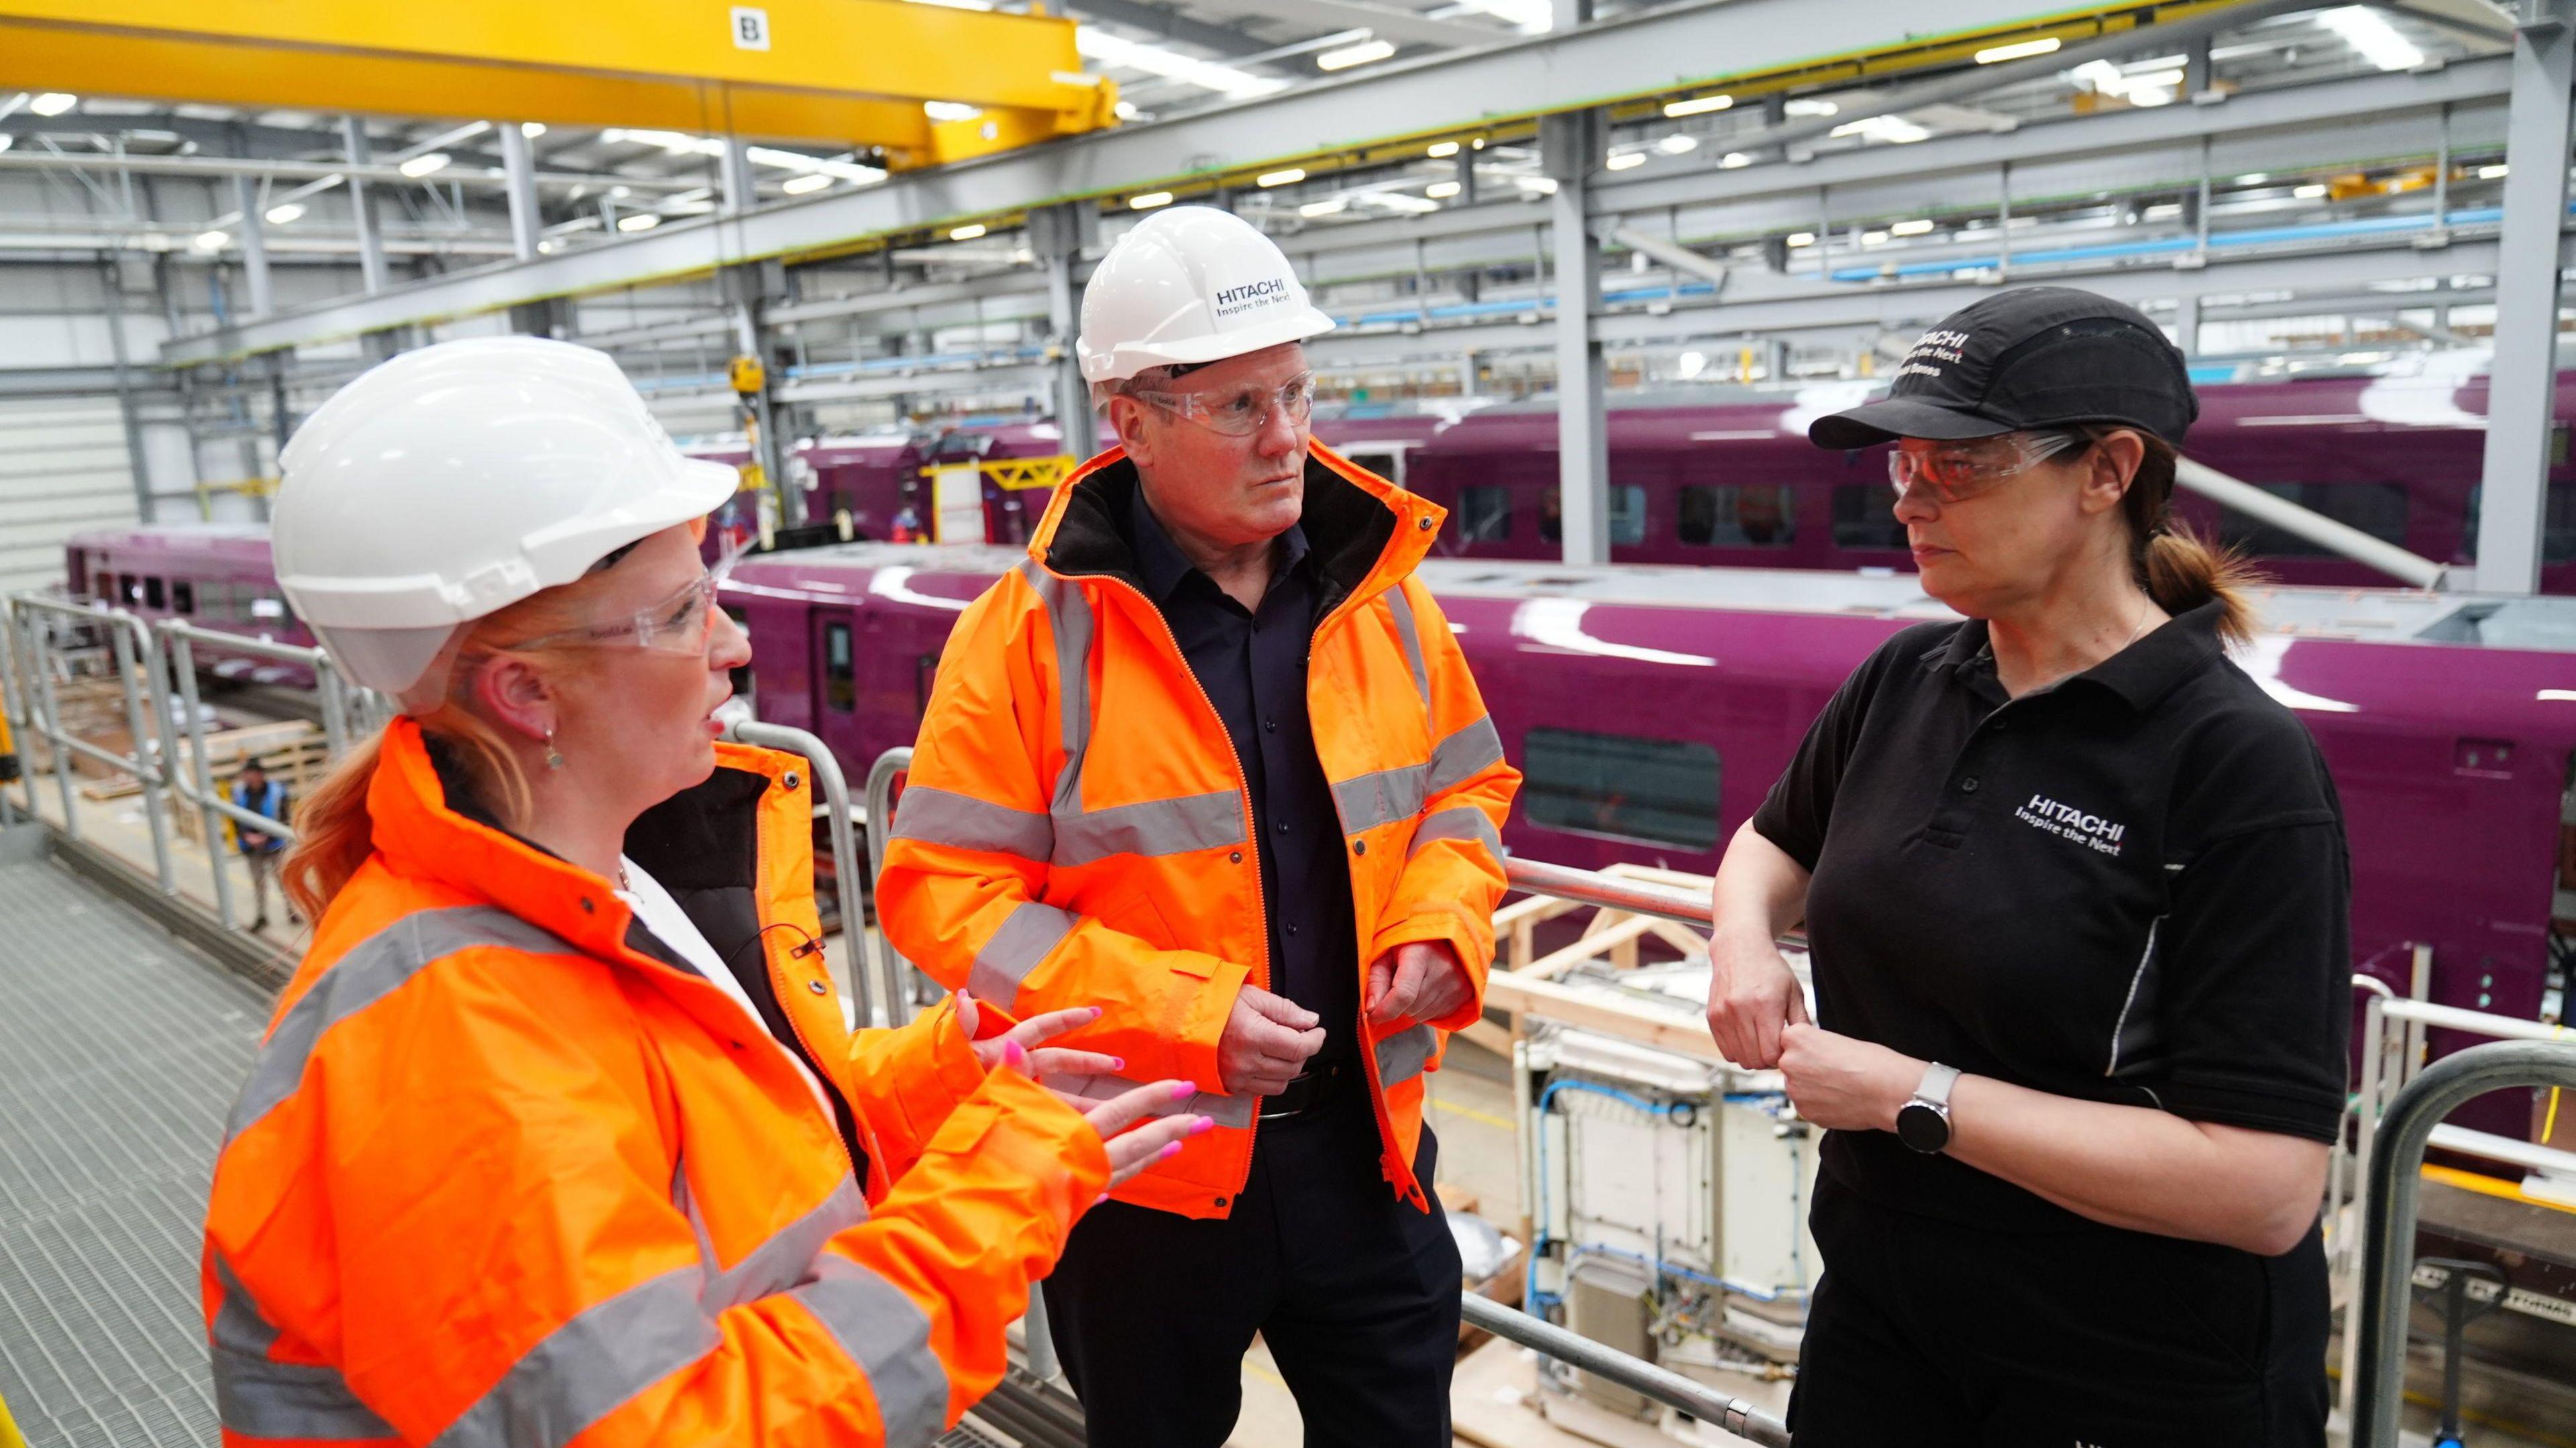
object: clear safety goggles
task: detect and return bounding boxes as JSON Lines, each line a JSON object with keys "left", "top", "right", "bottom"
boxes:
{"left": 1130, "top": 372, "right": 1318, "bottom": 437}
{"left": 1886, "top": 429, "right": 2090, "bottom": 505}
{"left": 504, "top": 537, "right": 749, "bottom": 658}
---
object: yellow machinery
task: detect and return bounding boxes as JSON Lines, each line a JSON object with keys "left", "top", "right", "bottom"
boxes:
{"left": 0, "top": 0, "right": 1118, "bottom": 168}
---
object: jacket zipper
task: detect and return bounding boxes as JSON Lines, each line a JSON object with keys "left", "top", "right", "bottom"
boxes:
{"left": 1089, "top": 571, "right": 1272, "bottom": 1202}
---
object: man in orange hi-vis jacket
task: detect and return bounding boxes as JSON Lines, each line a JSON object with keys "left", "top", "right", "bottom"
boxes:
{"left": 879, "top": 206, "right": 1521, "bottom": 1447}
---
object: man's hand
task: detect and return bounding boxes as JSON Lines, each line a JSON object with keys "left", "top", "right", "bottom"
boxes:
{"left": 1218, "top": 986, "right": 1327, "bottom": 1097}
{"left": 1365, "top": 940, "right": 1474, "bottom": 1029}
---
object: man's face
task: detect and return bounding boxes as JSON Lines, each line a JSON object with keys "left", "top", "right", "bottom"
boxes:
{"left": 1112, "top": 343, "right": 1311, "bottom": 551}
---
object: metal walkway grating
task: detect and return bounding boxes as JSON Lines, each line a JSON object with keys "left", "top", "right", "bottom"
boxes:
{"left": 0, "top": 850, "right": 268, "bottom": 1447}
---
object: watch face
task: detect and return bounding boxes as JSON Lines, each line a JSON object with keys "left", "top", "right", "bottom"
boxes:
{"left": 1896, "top": 1102, "right": 1949, "bottom": 1154}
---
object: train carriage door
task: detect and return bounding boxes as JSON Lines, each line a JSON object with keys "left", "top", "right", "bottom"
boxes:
{"left": 814, "top": 614, "right": 857, "bottom": 719}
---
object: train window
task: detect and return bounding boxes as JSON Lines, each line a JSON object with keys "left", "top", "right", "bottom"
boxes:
{"left": 172, "top": 580, "right": 195, "bottom": 614}
{"left": 119, "top": 573, "right": 138, "bottom": 606}
{"left": 1521, "top": 726, "right": 1720, "bottom": 852}
{"left": 1455, "top": 486, "right": 1513, "bottom": 543}
{"left": 824, "top": 621, "right": 856, "bottom": 713}
{"left": 1831, "top": 486, "right": 1909, "bottom": 551}
{"left": 2218, "top": 482, "right": 2408, "bottom": 558}
{"left": 144, "top": 577, "right": 165, "bottom": 610}
{"left": 723, "top": 607, "right": 752, "bottom": 699}
{"left": 1678, "top": 485, "right": 1796, "bottom": 547}
{"left": 1344, "top": 451, "right": 1402, "bottom": 486}
{"left": 1536, "top": 486, "right": 1645, "bottom": 545}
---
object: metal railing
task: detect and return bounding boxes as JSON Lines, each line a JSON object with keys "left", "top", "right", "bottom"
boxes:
{"left": 2349, "top": 1038, "right": 2576, "bottom": 1448}
{"left": 152, "top": 620, "right": 357, "bottom": 932}
{"left": 864, "top": 745, "right": 924, "bottom": 1027}
{"left": 722, "top": 718, "right": 888, "bottom": 1031}
{"left": 1459, "top": 1293, "right": 1792, "bottom": 1445}
{"left": 6, "top": 596, "right": 180, "bottom": 893}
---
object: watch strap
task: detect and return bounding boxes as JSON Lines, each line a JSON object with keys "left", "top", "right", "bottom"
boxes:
{"left": 1914, "top": 1062, "right": 1962, "bottom": 1110}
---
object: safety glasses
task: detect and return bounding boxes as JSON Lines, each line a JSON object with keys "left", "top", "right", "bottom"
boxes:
{"left": 1886, "top": 429, "right": 2090, "bottom": 505}
{"left": 1129, "top": 372, "right": 1318, "bottom": 437}
{"left": 506, "top": 535, "right": 751, "bottom": 657}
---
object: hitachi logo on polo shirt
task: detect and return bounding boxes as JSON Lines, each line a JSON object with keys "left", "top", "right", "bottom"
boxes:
{"left": 1212, "top": 277, "right": 1289, "bottom": 317}
{"left": 2016, "top": 793, "right": 2127, "bottom": 857}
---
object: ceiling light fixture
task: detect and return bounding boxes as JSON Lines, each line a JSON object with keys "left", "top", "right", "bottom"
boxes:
{"left": 1517, "top": 176, "right": 1560, "bottom": 196}
{"left": 1663, "top": 93, "right": 1733, "bottom": 118}
{"left": 1428, "top": 141, "right": 1461, "bottom": 158}
{"left": 264, "top": 203, "right": 306, "bottom": 225}
{"left": 1317, "top": 38, "right": 1397, "bottom": 70}
{"left": 28, "top": 93, "right": 76, "bottom": 117}
{"left": 617, "top": 213, "right": 662, "bottom": 231}
{"left": 924, "top": 101, "right": 983, "bottom": 121}
{"left": 520, "top": 121, "right": 547, "bottom": 137}
{"left": 1719, "top": 152, "right": 1752, "bottom": 168}
{"left": 1656, "top": 133, "right": 1699, "bottom": 155}
{"left": 1076, "top": 27, "right": 1286, "bottom": 100}
{"left": 1890, "top": 218, "right": 1934, "bottom": 235}
{"left": 1299, "top": 197, "right": 1348, "bottom": 217}
{"left": 398, "top": 152, "right": 452, "bottom": 178}
{"left": 1975, "top": 36, "right": 2060, "bottom": 64}
{"left": 951, "top": 223, "right": 987, "bottom": 240}
{"left": 2318, "top": 5, "right": 2424, "bottom": 72}
{"left": 2294, "top": 182, "right": 2328, "bottom": 199}
{"left": 2479, "top": 163, "right": 2509, "bottom": 179}
{"left": 782, "top": 174, "right": 832, "bottom": 194}
{"left": 1130, "top": 190, "right": 1175, "bottom": 209}
{"left": 1785, "top": 231, "right": 1816, "bottom": 247}
{"left": 1426, "top": 180, "right": 1462, "bottom": 199}
{"left": 1366, "top": 192, "right": 1441, "bottom": 213}
{"left": 1258, "top": 167, "right": 1307, "bottom": 187}
{"left": 1784, "top": 98, "right": 1839, "bottom": 117}
{"left": 193, "top": 229, "right": 229, "bottom": 251}
{"left": 1605, "top": 152, "right": 1647, "bottom": 171}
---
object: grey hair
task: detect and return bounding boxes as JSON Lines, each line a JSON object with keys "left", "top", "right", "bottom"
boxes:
{"left": 1089, "top": 363, "right": 1189, "bottom": 412}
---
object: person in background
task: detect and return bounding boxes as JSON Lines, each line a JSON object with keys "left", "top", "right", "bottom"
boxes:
{"left": 879, "top": 206, "right": 1520, "bottom": 1447}
{"left": 203, "top": 336, "right": 1204, "bottom": 1448}
{"left": 1704, "top": 286, "right": 2349, "bottom": 1447}
{"left": 227, "top": 759, "right": 288, "bottom": 931}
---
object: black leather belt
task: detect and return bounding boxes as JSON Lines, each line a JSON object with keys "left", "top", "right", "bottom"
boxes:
{"left": 1258, "top": 1058, "right": 1353, "bottom": 1119}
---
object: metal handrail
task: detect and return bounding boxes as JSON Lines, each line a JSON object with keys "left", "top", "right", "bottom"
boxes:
{"left": 1460, "top": 1294, "right": 1791, "bottom": 1444}
{"left": 724, "top": 719, "right": 883, "bottom": 1030}
{"left": 1506, "top": 856, "right": 1711, "bottom": 926}
{"left": 864, "top": 746, "right": 920, "bottom": 1027}
{"left": 7, "top": 595, "right": 179, "bottom": 893}
{"left": 2350, "top": 1039, "right": 2576, "bottom": 1448}
{"left": 152, "top": 622, "right": 333, "bottom": 931}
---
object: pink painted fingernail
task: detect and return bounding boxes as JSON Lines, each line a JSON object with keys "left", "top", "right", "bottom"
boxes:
{"left": 1189, "top": 1116, "right": 1216, "bottom": 1136}
{"left": 1112, "top": 1057, "right": 1126, "bottom": 1071}
{"left": 1159, "top": 1141, "right": 1183, "bottom": 1160}
{"left": 1169, "top": 1080, "right": 1195, "bottom": 1101}
{"left": 1003, "top": 1040, "right": 1028, "bottom": 1071}
{"left": 1094, "top": 1192, "right": 1109, "bottom": 1205}
{"left": 1087, "top": 1006, "right": 1105, "bottom": 1021}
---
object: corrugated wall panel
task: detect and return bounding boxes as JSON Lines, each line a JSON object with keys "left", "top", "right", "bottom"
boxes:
{"left": 0, "top": 396, "right": 137, "bottom": 597}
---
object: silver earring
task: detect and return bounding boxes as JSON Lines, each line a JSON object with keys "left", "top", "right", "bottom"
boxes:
{"left": 544, "top": 728, "right": 566, "bottom": 771}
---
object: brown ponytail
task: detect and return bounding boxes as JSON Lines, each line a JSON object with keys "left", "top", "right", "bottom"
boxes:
{"left": 279, "top": 567, "right": 625, "bottom": 922}
{"left": 2094, "top": 426, "right": 2263, "bottom": 648}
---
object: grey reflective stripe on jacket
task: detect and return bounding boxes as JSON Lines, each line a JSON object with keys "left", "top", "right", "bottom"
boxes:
{"left": 225, "top": 906, "right": 578, "bottom": 1146}
{"left": 1329, "top": 714, "right": 1505, "bottom": 836}
{"left": 1046, "top": 1069, "right": 1258, "bottom": 1129}
{"left": 217, "top": 912, "right": 951, "bottom": 1448}
{"left": 211, "top": 1256, "right": 394, "bottom": 1442}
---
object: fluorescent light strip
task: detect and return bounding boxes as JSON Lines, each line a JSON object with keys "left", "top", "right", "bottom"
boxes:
{"left": 1974, "top": 36, "right": 2059, "bottom": 64}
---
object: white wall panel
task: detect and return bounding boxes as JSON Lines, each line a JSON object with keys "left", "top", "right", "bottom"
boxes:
{"left": 0, "top": 394, "right": 138, "bottom": 595}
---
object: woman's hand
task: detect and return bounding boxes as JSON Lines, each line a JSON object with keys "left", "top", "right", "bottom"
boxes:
{"left": 1776, "top": 1022, "right": 1923, "bottom": 1133}
{"left": 956, "top": 993, "right": 1124, "bottom": 1082}
{"left": 1705, "top": 926, "right": 1810, "bottom": 1069}
{"left": 1071, "top": 1070, "right": 1216, "bottom": 1188}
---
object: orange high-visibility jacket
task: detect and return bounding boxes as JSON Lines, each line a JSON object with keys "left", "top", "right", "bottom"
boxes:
{"left": 880, "top": 442, "right": 1520, "bottom": 1221}
{"left": 202, "top": 718, "right": 1106, "bottom": 1447}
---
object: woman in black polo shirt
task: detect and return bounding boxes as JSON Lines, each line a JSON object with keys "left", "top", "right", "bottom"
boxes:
{"left": 1705, "top": 286, "right": 2349, "bottom": 1447}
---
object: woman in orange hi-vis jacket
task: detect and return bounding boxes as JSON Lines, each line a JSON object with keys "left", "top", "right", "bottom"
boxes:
{"left": 201, "top": 337, "right": 1206, "bottom": 1448}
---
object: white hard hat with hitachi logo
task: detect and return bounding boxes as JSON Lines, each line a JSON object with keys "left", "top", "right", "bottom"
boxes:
{"left": 1075, "top": 205, "right": 1337, "bottom": 384}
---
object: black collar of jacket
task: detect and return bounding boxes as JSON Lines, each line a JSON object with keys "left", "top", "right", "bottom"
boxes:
{"left": 1043, "top": 451, "right": 1399, "bottom": 622}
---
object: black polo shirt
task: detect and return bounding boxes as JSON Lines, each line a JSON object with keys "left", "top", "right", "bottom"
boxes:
{"left": 1125, "top": 490, "right": 1360, "bottom": 1064}
{"left": 1751, "top": 601, "right": 2352, "bottom": 1234}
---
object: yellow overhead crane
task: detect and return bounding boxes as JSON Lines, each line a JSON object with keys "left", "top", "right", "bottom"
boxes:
{"left": 0, "top": 0, "right": 1118, "bottom": 169}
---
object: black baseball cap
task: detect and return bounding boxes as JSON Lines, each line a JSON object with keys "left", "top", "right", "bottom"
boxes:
{"left": 1808, "top": 286, "right": 2198, "bottom": 451}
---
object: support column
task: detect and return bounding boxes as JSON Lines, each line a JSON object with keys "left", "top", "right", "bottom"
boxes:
{"left": 2173, "top": 294, "right": 2202, "bottom": 360}
{"left": 726, "top": 262, "right": 799, "bottom": 527}
{"left": 499, "top": 121, "right": 542, "bottom": 261}
{"left": 1542, "top": 108, "right": 1609, "bottom": 565}
{"left": 1028, "top": 203, "right": 1099, "bottom": 459}
{"left": 720, "top": 138, "right": 759, "bottom": 215}
{"left": 340, "top": 116, "right": 390, "bottom": 294}
{"left": 231, "top": 174, "right": 273, "bottom": 319}
{"left": 2474, "top": 0, "right": 2576, "bottom": 594}
{"left": 99, "top": 256, "right": 156, "bottom": 523}
{"left": 2184, "top": 34, "right": 2214, "bottom": 97}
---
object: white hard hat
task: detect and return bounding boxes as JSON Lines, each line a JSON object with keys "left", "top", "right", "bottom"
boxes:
{"left": 273, "top": 336, "right": 738, "bottom": 708}
{"left": 1076, "top": 206, "right": 1336, "bottom": 384}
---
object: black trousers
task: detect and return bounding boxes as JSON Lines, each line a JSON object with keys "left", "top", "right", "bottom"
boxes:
{"left": 1041, "top": 1089, "right": 1462, "bottom": 1447}
{"left": 1788, "top": 1176, "right": 2330, "bottom": 1447}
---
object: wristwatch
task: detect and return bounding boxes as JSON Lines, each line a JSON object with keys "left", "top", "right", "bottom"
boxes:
{"left": 1895, "top": 1062, "right": 1962, "bottom": 1154}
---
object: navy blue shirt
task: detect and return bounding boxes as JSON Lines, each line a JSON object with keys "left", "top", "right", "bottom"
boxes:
{"left": 1126, "top": 489, "right": 1359, "bottom": 1063}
